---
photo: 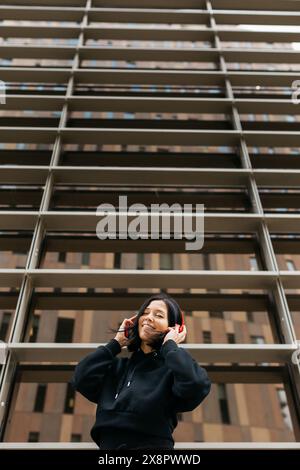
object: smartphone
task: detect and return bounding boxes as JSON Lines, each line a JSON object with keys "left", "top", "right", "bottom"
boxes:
{"left": 124, "top": 313, "right": 138, "bottom": 338}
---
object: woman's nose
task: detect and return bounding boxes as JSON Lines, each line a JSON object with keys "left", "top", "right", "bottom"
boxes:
{"left": 146, "top": 313, "right": 155, "bottom": 322}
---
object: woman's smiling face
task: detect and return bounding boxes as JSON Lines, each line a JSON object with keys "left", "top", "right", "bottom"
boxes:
{"left": 138, "top": 299, "right": 169, "bottom": 342}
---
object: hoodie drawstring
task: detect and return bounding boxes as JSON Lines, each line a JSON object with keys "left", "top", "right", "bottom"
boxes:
{"left": 114, "top": 351, "right": 158, "bottom": 399}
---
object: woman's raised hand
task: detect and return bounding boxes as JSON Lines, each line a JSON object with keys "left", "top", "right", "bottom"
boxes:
{"left": 114, "top": 314, "right": 138, "bottom": 348}
{"left": 162, "top": 324, "right": 187, "bottom": 345}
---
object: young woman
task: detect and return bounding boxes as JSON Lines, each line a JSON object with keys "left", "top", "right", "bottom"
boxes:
{"left": 71, "top": 293, "right": 211, "bottom": 450}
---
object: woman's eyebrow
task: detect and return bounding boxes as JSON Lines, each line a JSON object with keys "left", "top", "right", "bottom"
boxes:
{"left": 144, "top": 308, "right": 166, "bottom": 314}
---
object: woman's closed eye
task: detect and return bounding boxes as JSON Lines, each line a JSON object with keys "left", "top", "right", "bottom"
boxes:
{"left": 143, "top": 311, "right": 164, "bottom": 318}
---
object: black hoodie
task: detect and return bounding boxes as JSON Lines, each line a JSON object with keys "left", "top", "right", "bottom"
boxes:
{"left": 71, "top": 338, "right": 211, "bottom": 446}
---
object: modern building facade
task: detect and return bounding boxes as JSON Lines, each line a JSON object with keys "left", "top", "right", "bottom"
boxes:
{"left": 0, "top": 0, "right": 300, "bottom": 447}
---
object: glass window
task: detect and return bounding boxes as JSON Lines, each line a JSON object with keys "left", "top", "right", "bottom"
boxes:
{"left": 29, "top": 315, "right": 40, "bottom": 343}
{"left": 160, "top": 254, "right": 173, "bottom": 270}
{"left": 0, "top": 312, "right": 11, "bottom": 341}
{"left": 137, "top": 253, "right": 144, "bottom": 270}
{"left": 286, "top": 259, "right": 296, "bottom": 271}
{"left": 251, "top": 335, "right": 265, "bottom": 344}
{"left": 249, "top": 256, "right": 258, "bottom": 271}
{"left": 217, "top": 384, "right": 231, "bottom": 425}
{"left": 28, "top": 432, "right": 39, "bottom": 442}
{"left": 276, "top": 388, "right": 293, "bottom": 431}
{"left": 82, "top": 253, "right": 90, "bottom": 265}
{"left": 55, "top": 318, "right": 74, "bottom": 343}
{"left": 64, "top": 383, "right": 75, "bottom": 414}
{"left": 227, "top": 333, "right": 236, "bottom": 344}
{"left": 114, "top": 253, "right": 121, "bottom": 269}
{"left": 203, "top": 331, "right": 212, "bottom": 343}
{"left": 34, "top": 384, "right": 47, "bottom": 413}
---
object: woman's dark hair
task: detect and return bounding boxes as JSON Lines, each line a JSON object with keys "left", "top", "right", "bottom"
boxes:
{"left": 121, "top": 293, "right": 184, "bottom": 352}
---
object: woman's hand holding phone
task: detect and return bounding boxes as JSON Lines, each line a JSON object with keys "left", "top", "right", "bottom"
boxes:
{"left": 114, "top": 314, "right": 137, "bottom": 348}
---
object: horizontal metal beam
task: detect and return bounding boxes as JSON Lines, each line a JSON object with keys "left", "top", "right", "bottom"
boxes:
{"left": 5, "top": 95, "right": 300, "bottom": 116}
{"left": 40, "top": 212, "right": 263, "bottom": 233}
{"left": 266, "top": 215, "right": 300, "bottom": 232}
{"left": 218, "top": 28, "right": 300, "bottom": 43}
{"left": 4, "top": 95, "right": 66, "bottom": 112}
{"left": 51, "top": 166, "right": 247, "bottom": 186}
{"left": 37, "top": 235, "right": 300, "bottom": 255}
{"left": 0, "top": 45, "right": 76, "bottom": 60}
{"left": 76, "top": 44, "right": 300, "bottom": 64}
{"left": 0, "top": 67, "right": 70, "bottom": 83}
{"left": 93, "top": 9, "right": 300, "bottom": 26}
{"left": 83, "top": 69, "right": 300, "bottom": 87}
{"left": 31, "top": 291, "right": 270, "bottom": 312}
{"left": 1, "top": 128, "right": 300, "bottom": 147}
{"left": 1, "top": 0, "right": 86, "bottom": 5}
{"left": 30, "top": 166, "right": 300, "bottom": 187}
{"left": 0, "top": 189, "right": 250, "bottom": 208}
{"left": 0, "top": 271, "right": 24, "bottom": 287}
{"left": 0, "top": 150, "right": 283, "bottom": 170}
{"left": 214, "top": 10, "right": 300, "bottom": 26}
{"left": 2, "top": 212, "right": 300, "bottom": 233}
{"left": 2, "top": 0, "right": 299, "bottom": 13}
{"left": 236, "top": 99, "right": 300, "bottom": 116}
{"left": 2, "top": 166, "right": 300, "bottom": 187}
{"left": 2, "top": 24, "right": 300, "bottom": 43}
{"left": 0, "top": 167, "right": 48, "bottom": 184}
{"left": 0, "top": 166, "right": 249, "bottom": 186}
{"left": 2, "top": 45, "right": 300, "bottom": 64}
{"left": 0, "top": 25, "right": 81, "bottom": 39}
{"left": 0, "top": 269, "right": 279, "bottom": 288}
{"left": 280, "top": 271, "right": 300, "bottom": 289}
{"left": 54, "top": 129, "right": 300, "bottom": 148}
{"left": 87, "top": 25, "right": 209, "bottom": 41}
{"left": 1, "top": 67, "right": 300, "bottom": 87}
{"left": 0, "top": 6, "right": 85, "bottom": 21}
{"left": 10, "top": 290, "right": 299, "bottom": 312}
{"left": 212, "top": 0, "right": 300, "bottom": 11}
{"left": 0, "top": 212, "right": 37, "bottom": 230}
{"left": 0, "top": 268, "right": 297, "bottom": 289}
{"left": 6, "top": 342, "right": 297, "bottom": 363}
{"left": 75, "top": 25, "right": 300, "bottom": 43}
{"left": 25, "top": 269, "right": 282, "bottom": 289}
{"left": 0, "top": 234, "right": 257, "bottom": 251}
{"left": 3, "top": 6, "right": 259, "bottom": 25}
{"left": 89, "top": 9, "right": 209, "bottom": 24}
{"left": 1, "top": 232, "right": 299, "bottom": 254}
{"left": 253, "top": 170, "right": 300, "bottom": 187}
{"left": 13, "top": 7, "right": 299, "bottom": 27}
{"left": 5, "top": 95, "right": 233, "bottom": 113}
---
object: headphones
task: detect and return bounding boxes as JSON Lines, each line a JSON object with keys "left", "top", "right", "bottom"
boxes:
{"left": 124, "top": 309, "right": 185, "bottom": 337}
{"left": 178, "top": 310, "right": 185, "bottom": 333}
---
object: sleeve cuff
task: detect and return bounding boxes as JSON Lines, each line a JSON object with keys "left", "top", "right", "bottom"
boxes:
{"left": 160, "top": 339, "right": 178, "bottom": 357}
{"left": 103, "top": 338, "right": 122, "bottom": 357}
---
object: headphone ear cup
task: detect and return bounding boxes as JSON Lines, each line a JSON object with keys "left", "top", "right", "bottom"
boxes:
{"left": 178, "top": 310, "right": 185, "bottom": 333}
